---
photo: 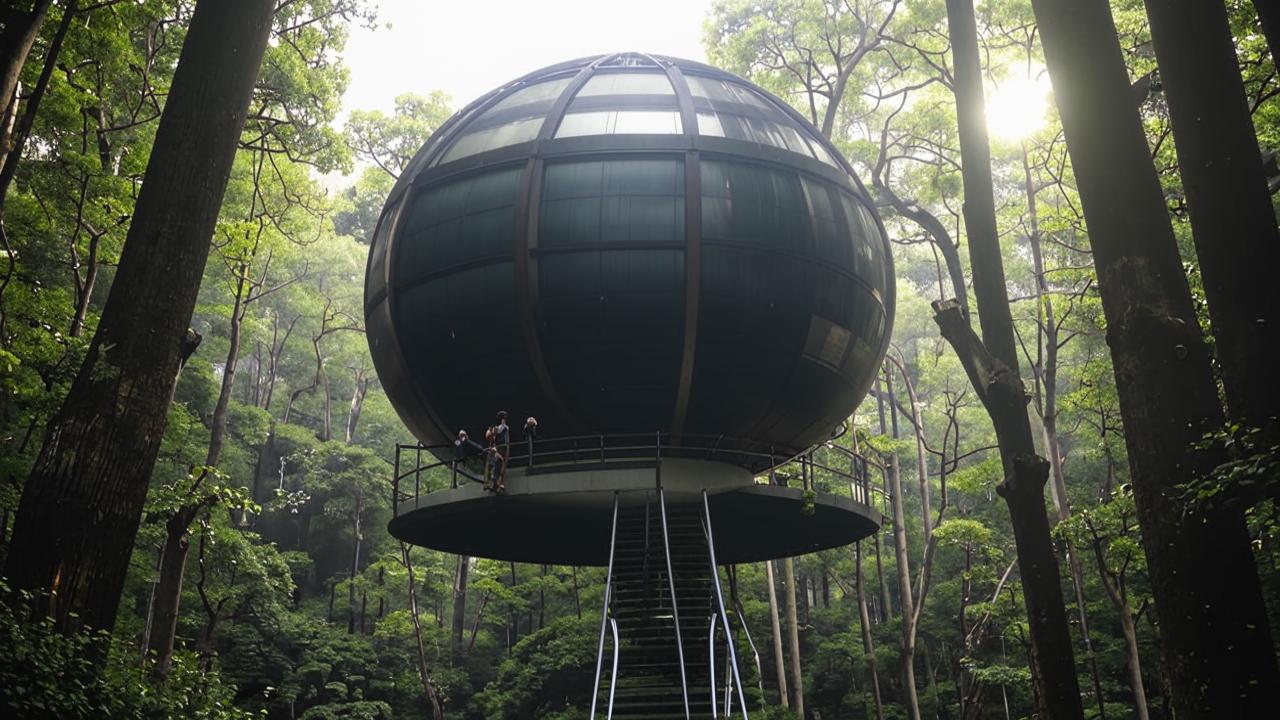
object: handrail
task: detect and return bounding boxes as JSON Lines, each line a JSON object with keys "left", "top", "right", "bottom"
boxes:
{"left": 389, "top": 433, "right": 888, "bottom": 517}
{"left": 703, "top": 490, "right": 749, "bottom": 718}
{"left": 589, "top": 493, "right": 620, "bottom": 720}
{"left": 708, "top": 613, "right": 719, "bottom": 718}
{"left": 658, "top": 487, "right": 691, "bottom": 720}
{"left": 607, "top": 617, "right": 620, "bottom": 720}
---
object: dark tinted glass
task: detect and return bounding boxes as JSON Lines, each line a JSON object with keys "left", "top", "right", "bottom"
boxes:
{"left": 395, "top": 166, "right": 522, "bottom": 285}
{"left": 700, "top": 160, "right": 810, "bottom": 254}
{"left": 536, "top": 157, "right": 688, "bottom": 430}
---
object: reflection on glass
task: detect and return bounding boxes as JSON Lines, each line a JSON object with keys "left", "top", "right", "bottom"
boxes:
{"left": 686, "top": 75, "right": 774, "bottom": 110}
{"left": 440, "top": 118, "right": 543, "bottom": 164}
{"left": 556, "top": 110, "right": 682, "bottom": 137}
{"left": 437, "top": 77, "right": 572, "bottom": 165}
{"left": 576, "top": 72, "right": 675, "bottom": 97}
{"left": 488, "top": 76, "right": 573, "bottom": 112}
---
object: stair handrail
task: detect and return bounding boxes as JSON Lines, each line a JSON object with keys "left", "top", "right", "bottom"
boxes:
{"left": 607, "top": 617, "right": 620, "bottom": 719}
{"left": 657, "top": 487, "right": 692, "bottom": 720}
{"left": 728, "top": 565, "right": 766, "bottom": 699}
{"left": 589, "top": 492, "right": 620, "bottom": 720}
{"left": 702, "top": 490, "right": 750, "bottom": 718}
{"left": 708, "top": 613, "right": 719, "bottom": 718}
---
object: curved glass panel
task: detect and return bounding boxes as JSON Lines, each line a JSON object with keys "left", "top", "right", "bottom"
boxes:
{"left": 556, "top": 110, "right": 682, "bottom": 137}
{"left": 365, "top": 195, "right": 404, "bottom": 301}
{"left": 395, "top": 166, "right": 522, "bottom": 284}
{"left": 554, "top": 71, "right": 681, "bottom": 139}
{"left": 576, "top": 71, "right": 675, "bottom": 97}
{"left": 686, "top": 74, "right": 844, "bottom": 168}
{"left": 839, "top": 193, "right": 889, "bottom": 297}
{"left": 437, "top": 77, "right": 572, "bottom": 165}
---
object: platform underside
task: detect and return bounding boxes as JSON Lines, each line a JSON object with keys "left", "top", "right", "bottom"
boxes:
{"left": 387, "top": 459, "right": 882, "bottom": 565}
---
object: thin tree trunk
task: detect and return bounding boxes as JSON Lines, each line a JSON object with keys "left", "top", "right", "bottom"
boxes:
{"left": 940, "top": 2, "right": 1084, "bottom": 716}
{"left": 347, "top": 489, "right": 362, "bottom": 635}
{"left": 783, "top": 556, "right": 805, "bottom": 716}
{"left": 856, "top": 541, "right": 884, "bottom": 720}
{"left": 0, "top": 0, "right": 73, "bottom": 211}
{"left": 2, "top": 0, "right": 276, "bottom": 635}
{"left": 884, "top": 367, "right": 922, "bottom": 720}
{"left": 401, "top": 543, "right": 445, "bottom": 719}
{"left": 1024, "top": 145, "right": 1108, "bottom": 720}
{"left": 450, "top": 554, "right": 469, "bottom": 661}
{"left": 0, "top": 1, "right": 53, "bottom": 172}
{"left": 765, "top": 559, "right": 790, "bottom": 708}
{"left": 1030, "top": 0, "right": 1280, "bottom": 716}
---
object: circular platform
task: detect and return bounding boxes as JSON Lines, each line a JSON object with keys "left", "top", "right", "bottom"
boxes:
{"left": 387, "top": 458, "right": 882, "bottom": 565}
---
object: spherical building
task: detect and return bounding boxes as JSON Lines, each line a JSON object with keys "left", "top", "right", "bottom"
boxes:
{"left": 366, "top": 53, "right": 893, "bottom": 464}
{"left": 369, "top": 53, "right": 894, "bottom": 718}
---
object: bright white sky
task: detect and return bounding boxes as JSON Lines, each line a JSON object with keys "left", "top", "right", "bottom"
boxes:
{"left": 340, "top": 0, "right": 714, "bottom": 116}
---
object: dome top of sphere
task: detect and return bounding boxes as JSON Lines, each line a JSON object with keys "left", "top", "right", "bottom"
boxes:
{"left": 364, "top": 53, "right": 895, "bottom": 463}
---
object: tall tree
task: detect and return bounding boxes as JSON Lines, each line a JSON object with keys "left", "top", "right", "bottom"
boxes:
{"left": 1027, "top": 0, "right": 1280, "bottom": 715}
{"left": 2, "top": 0, "right": 276, "bottom": 634}
{"left": 935, "top": 1, "right": 1084, "bottom": 716}
{"left": 1143, "top": 0, "right": 1280, "bottom": 444}
{"left": 0, "top": 1, "right": 54, "bottom": 170}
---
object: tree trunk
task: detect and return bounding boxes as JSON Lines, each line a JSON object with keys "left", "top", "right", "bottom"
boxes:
{"left": 146, "top": 511, "right": 194, "bottom": 677}
{"left": 856, "top": 541, "right": 885, "bottom": 720}
{"left": 765, "top": 559, "right": 789, "bottom": 708}
{"left": 0, "top": 0, "right": 53, "bottom": 172}
{"left": 401, "top": 544, "right": 445, "bottom": 719}
{"left": 1117, "top": 609, "right": 1150, "bottom": 720}
{"left": 2, "top": 0, "right": 276, "bottom": 635}
{"left": 450, "top": 554, "right": 469, "bottom": 661}
{"left": 0, "top": 0, "right": 73, "bottom": 211}
{"left": 1024, "top": 145, "right": 1107, "bottom": 720}
{"left": 347, "top": 489, "right": 363, "bottom": 635}
{"left": 783, "top": 555, "right": 805, "bottom": 716}
{"left": 884, "top": 368, "right": 922, "bottom": 720}
{"left": 345, "top": 370, "right": 368, "bottom": 443}
{"left": 1253, "top": 0, "right": 1280, "bottom": 70}
{"left": 1029, "top": 0, "right": 1280, "bottom": 716}
{"left": 1146, "top": 0, "right": 1280, "bottom": 445}
{"left": 941, "top": 2, "right": 1084, "bottom": 716}
{"left": 1029, "top": 0, "right": 1280, "bottom": 712}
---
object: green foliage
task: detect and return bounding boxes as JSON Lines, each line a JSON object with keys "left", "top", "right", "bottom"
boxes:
{"left": 0, "top": 581, "right": 253, "bottom": 719}
{"left": 474, "top": 616, "right": 597, "bottom": 719}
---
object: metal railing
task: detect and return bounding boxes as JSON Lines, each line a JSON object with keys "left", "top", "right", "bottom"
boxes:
{"left": 658, "top": 487, "right": 692, "bottom": 720}
{"left": 389, "top": 431, "right": 887, "bottom": 518}
{"left": 703, "top": 490, "right": 749, "bottom": 718}
{"left": 590, "top": 493, "right": 620, "bottom": 720}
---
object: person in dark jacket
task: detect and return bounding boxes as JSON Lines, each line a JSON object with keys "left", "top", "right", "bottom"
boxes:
{"left": 491, "top": 410, "right": 510, "bottom": 492}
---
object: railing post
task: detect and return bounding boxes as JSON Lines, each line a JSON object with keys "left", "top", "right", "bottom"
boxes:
{"left": 451, "top": 458, "right": 458, "bottom": 490}
{"left": 527, "top": 434, "right": 534, "bottom": 470}
{"left": 599, "top": 434, "right": 605, "bottom": 464}
{"left": 392, "top": 446, "right": 401, "bottom": 518}
{"left": 414, "top": 444, "right": 422, "bottom": 499}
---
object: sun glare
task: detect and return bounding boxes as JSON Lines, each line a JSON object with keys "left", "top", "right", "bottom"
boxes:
{"left": 985, "top": 70, "right": 1052, "bottom": 142}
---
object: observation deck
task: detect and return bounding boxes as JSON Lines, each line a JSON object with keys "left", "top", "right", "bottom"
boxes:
{"left": 387, "top": 432, "right": 885, "bottom": 566}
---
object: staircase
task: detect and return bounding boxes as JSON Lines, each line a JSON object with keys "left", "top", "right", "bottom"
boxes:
{"left": 593, "top": 492, "right": 750, "bottom": 719}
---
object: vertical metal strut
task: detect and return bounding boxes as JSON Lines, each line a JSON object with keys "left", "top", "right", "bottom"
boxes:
{"left": 702, "top": 490, "right": 750, "bottom": 718}
{"left": 658, "top": 487, "right": 692, "bottom": 719}
{"left": 590, "top": 493, "right": 620, "bottom": 719}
